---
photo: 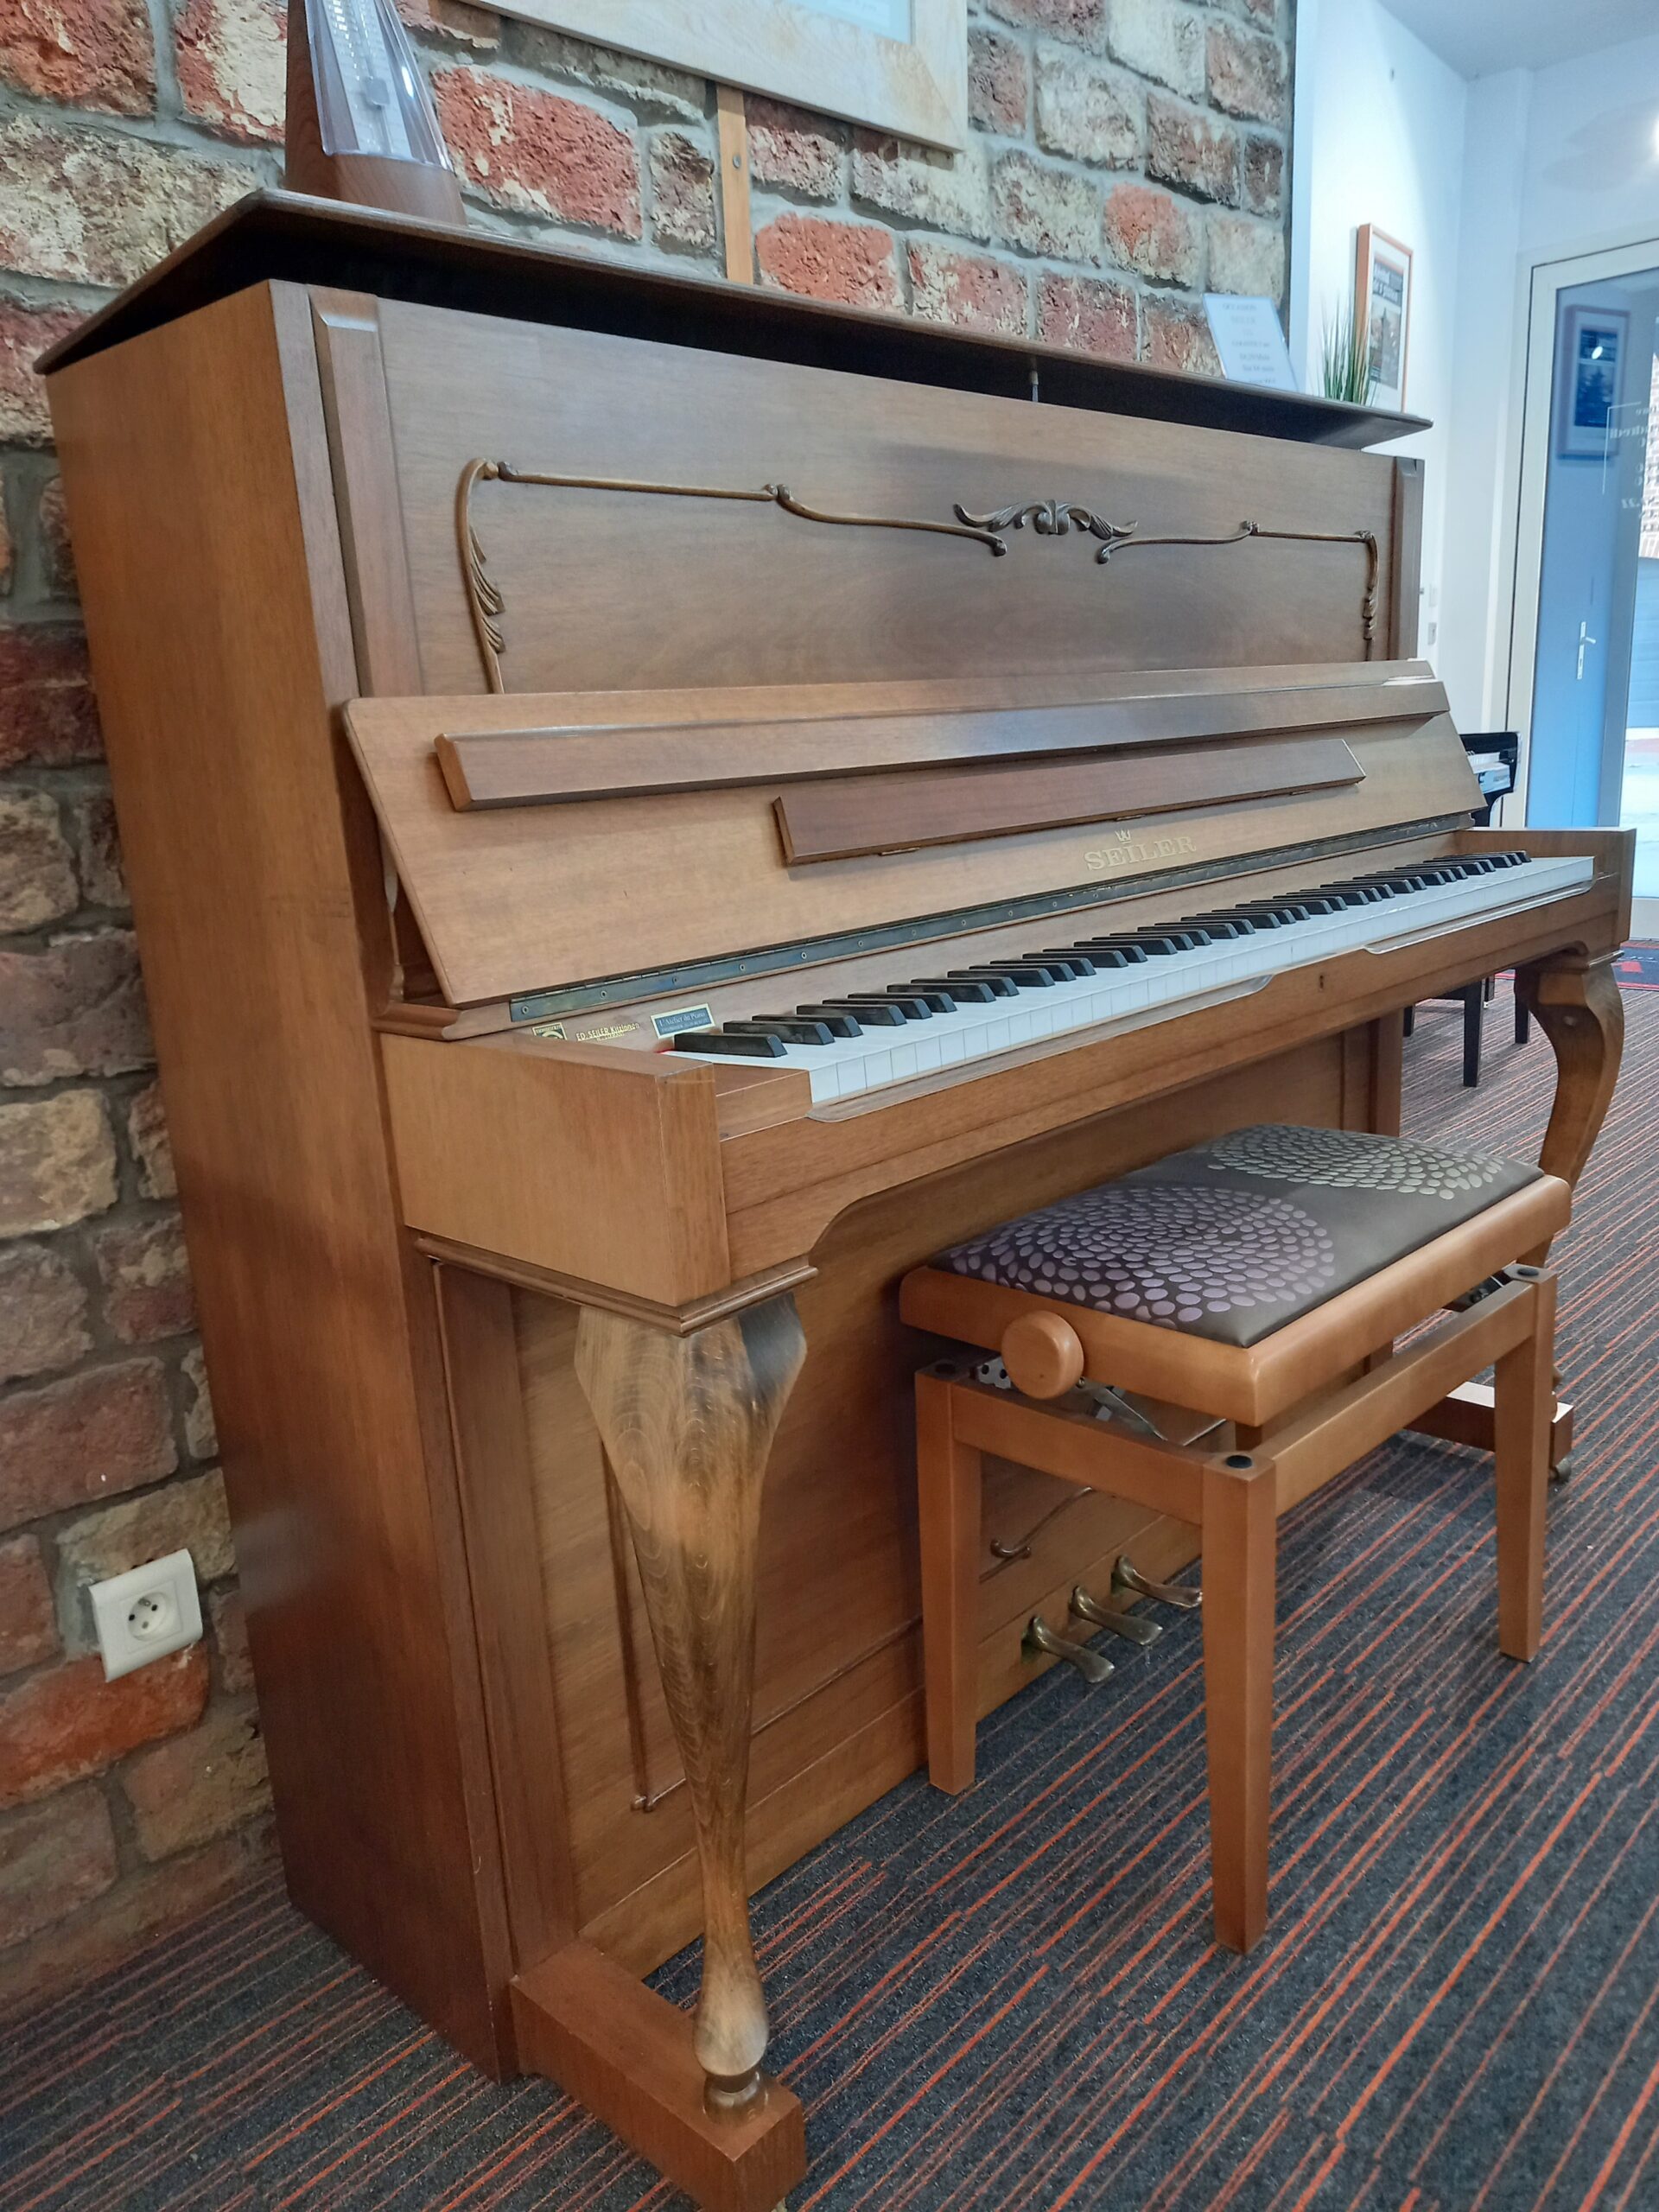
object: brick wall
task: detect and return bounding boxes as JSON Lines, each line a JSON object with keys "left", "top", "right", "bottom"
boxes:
{"left": 0, "top": 0, "right": 1294, "bottom": 2004}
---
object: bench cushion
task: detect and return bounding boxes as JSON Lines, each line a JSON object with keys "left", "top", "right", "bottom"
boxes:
{"left": 934, "top": 1125, "right": 1540, "bottom": 1349}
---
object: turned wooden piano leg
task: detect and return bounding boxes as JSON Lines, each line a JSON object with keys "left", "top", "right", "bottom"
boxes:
{"left": 575, "top": 1294, "right": 805, "bottom": 2112}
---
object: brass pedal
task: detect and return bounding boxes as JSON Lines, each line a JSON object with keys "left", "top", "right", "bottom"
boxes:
{"left": 1112, "top": 1554, "right": 1201, "bottom": 1611}
{"left": 1024, "top": 1615, "right": 1114, "bottom": 1684}
{"left": 1071, "top": 1586, "right": 1161, "bottom": 1646}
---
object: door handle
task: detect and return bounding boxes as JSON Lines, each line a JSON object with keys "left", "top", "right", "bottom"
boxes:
{"left": 1577, "top": 620, "right": 1598, "bottom": 680}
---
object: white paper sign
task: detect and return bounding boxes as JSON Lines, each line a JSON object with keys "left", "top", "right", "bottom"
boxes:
{"left": 1204, "top": 295, "right": 1299, "bottom": 392}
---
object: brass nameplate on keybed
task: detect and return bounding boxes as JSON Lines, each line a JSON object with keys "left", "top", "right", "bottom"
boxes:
{"left": 772, "top": 736, "right": 1365, "bottom": 866}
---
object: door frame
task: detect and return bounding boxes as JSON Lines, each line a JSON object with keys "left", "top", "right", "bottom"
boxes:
{"left": 1500, "top": 232, "right": 1659, "bottom": 909}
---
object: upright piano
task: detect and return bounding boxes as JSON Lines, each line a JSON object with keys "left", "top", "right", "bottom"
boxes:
{"left": 44, "top": 195, "right": 1630, "bottom": 2212}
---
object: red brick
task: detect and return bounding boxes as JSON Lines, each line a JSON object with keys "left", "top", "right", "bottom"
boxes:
{"left": 0, "top": 301, "right": 84, "bottom": 448}
{"left": 1146, "top": 92, "right": 1239, "bottom": 204}
{"left": 0, "top": 1090, "right": 117, "bottom": 1236}
{"left": 56, "top": 1468, "right": 234, "bottom": 1599}
{"left": 0, "top": 626, "right": 102, "bottom": 771}
{"left": 985, "top": 0, "right": 1107, "bottom": 48}
{"left": 1037, "top": 270, "right": 1138, "bottom": 360}
{"left": 993, "top": 151, "right": 1101, "bottom": 262}
{"left": 0, "top": 1358, "right": 175, "bottom": 1530}
{"left": 1208, "top": 207, "right": 1285, "bottom": 299}
{"left": 1243, "top": 131, "right": 1285, "bottom": 219}
{"left": 747, "top": 98, "right": 843, "bottom": 200}
{"left": 0, "top": 119, "right": 250, "bottom": 289}
{"left": 0, "top": 1788, "right": 116, "bottom": 1947}
{"left": 0, "top": 1536, "right": 58, "bottom": 1675}
{"left": 1207, "top": 18, "right": 1289, "bottom": 126}
{"left": 0, "top": 790, "right": 77, "bottom": 931}
{"left": 0, "top": 0, "right": 155, "bottom": 115}
{"left": 0, "top": 1820, "right": 270, "bottom": 2007}
{"left": 174, "top": 0, "right": 285, "bottom": 143}
{"left": 0, "top": 1241, "right": 91, "bottom": 1385}
{"left": 1107, "top": 0, "right": 1205, "bottom": 96}
{"left": 395, "top": 0, "right": 501, "bottom": 44}
{"left": 0, "top": 931, "right": 152, "bottom": 1088}
{"left": 127, "top": 1080, "right": 175, "bottom": 1199}
{"left": 93, "top": 1214, "right": 194, "bottom": 1343}
{"left": 35, "top": 474, "right": 74, "bottom": 596}
{"left": 1143, "top": 293, "right": 1223, "bottom": 377}
{"left": 1103, "top": 182, "right": 1202, "bottom": 286}
{"left": 969, "top": 27, "right": 1027, "bottom": 136}
{"left": 124, "top": 1696, "right": 269, "bottom": 1858}
{"left": 432, "top": 68, "right": 641, "bottom": 237}
{"left": 72, "top": 790, "right": 125, "bottom": 911}
{"left": 852, "top": 135, "right": 991, "bottom": 240}
{"left": 908, "top": 243, "right": 1027, "bottom": 338}
{"left": 209, "top": 1586, "right": 251, "bottom": 1692}
{"left": 0, "top": 1646, "right": 207, "bottom": 1808}
{"left": 648, "top": 130, "right": 715, "bottom": 255}
{"left": 181, "top": 1345, "right": 216, "bottom": 1460}
{"left": 755, "top": 214, "right": 901, "bottom": 311}
{"left": 1034, "top": 48, "right": 1143, "bottom": 168}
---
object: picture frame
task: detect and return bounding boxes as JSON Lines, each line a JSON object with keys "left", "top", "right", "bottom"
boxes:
{"left": 1355, "top": 225, "right": 1413, "bottom": 412}
{"left": 497, "top": 0, "right": 969, "bottom": 151}
{"left": 1555, "top": 302, "right": 1629, "bottom": 461}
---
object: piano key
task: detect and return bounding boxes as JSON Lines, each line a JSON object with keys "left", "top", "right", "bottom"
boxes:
{"left": 843, "top": 993, "right": 935, "bottom": 1020}
{"left": 724, "top": 1018, "right": 837, "bottom": 1046}
{"left": 947, "top": 969, "right": 1019, "bottom": 996}
{"left": 803, "top": 997, "right": 907, "bottom": 1027}
{"left": 772, "top": 1007, "right": 862, "bottom": 1038}
{"left": 909, "top": 976, "right": 1001, "bottom": 1003}
{"left": 671, "top": 1029, "right": 787, "bottom": 1058}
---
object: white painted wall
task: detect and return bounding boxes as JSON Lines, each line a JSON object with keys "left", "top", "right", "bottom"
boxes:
{"left": 1292, "top": 16, "right": 1659, "bottom": 759}
{"left": 1288, "top": 0, "right": 1468, "bottom": 675}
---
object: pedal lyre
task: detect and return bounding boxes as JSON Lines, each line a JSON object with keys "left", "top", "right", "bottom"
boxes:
{"left": 1024, "top": 1615, "right": 1114, "bottom": 1683}
{"left": 1112, "top": 1554, "right": 1201, "bottom": 1610}
{"left": 1071, "top": 1586, "right": 1161, "bottom": 1646}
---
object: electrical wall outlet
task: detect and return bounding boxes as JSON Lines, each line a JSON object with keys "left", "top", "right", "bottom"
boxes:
{"left": 89, "top": 1550, "right": 202, "bottom": 1681}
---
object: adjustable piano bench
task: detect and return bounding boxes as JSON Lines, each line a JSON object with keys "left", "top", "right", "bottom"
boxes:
{"left": 899, "top": 1124, "right": 1569, "bottom": 1954}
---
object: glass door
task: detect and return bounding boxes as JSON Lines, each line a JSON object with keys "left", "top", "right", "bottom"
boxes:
{"left": 1527, "top": 266, "right": 1659, "bottom": 935}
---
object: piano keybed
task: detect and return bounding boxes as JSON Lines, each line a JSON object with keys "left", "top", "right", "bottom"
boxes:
{"left": 668, "top": 852, "right": 1592, "bottom": 1103}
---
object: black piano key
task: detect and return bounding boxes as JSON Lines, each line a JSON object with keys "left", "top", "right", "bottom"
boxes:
{"left": 671, "top": 1029, "right": 786, "bottom": 1058}
{"left": 1083, "top": 931, "right": 1183, "bottom": 953}
{"left": 947, "top": 969, "right": 1019, "bottom": 996}
{"left": 724, "top": 1018, "right": 836, "bottom": 1046}
{"left": 1069, "top": 938, "right": 1151, "bottom": 961}
{"left": 1027, "top": 950, "right": 1096, "bottom": 976}
{"left": 911, "top": 976, "right": 999, "bottom": 1003}
{"left": 803, "top": 998, "right": 906, "bottom": 1027}
{"left": 966, "top": 963, "right": 1058, "bottom": 988}
{"left": 1175, "top": 915, "right": 1256, "bottom": 938}
{"left": 844, "top": 992, "right": 933, "bottom": 1020}
{"left": 887, "top": 987, "right": 956, "bottom": 1013}
{"left": 785, "top": 1006, "right": 862, "bottom": 1037}
{"left": 1056, "top": 944, "right": 1136, "bottom": 968}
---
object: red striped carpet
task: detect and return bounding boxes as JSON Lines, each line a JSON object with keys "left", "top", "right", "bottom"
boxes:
{"left": 4, "top": 981, "right": 1658, "bottom": 2212}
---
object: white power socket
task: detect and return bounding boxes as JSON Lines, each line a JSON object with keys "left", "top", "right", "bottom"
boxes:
{"left": 89, "top": 1549, "right": 203, "bottom": 1681}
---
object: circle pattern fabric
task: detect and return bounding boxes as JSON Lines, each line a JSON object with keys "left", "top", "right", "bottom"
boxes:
{"left": 941, "top": 1183, "right": 1337, "bottom": 1330}
{"left": 1206, "top": 1123, "right": 1508, "bottom": 1201}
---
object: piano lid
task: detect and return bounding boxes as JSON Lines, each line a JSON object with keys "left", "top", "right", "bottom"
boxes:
{"left": 344, "top": 660, "right": 1481, "bottom": 1012}
{"left": 37, "top": 190, "right": 1428, "bottom": 453}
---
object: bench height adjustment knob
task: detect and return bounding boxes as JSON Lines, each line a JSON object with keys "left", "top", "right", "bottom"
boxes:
{"left": 1001, "top": 1312, "right": 1085, "bottom": 1398}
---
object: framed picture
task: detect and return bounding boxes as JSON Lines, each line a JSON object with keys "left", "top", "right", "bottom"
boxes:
{"left": 499, "top": 0, "right": 968, "bottom": 150}
{"left": 1355, "top": 226, "right": 1413, "bottom": 410}
{"left": 1555, "top": 303, "right": 1628, "bottom": 460}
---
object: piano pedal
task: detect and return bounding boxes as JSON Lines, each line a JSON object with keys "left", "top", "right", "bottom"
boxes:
{"left": 1024, "top": 1615, "right": 1115, "bottom": 1683}
{"left": 1071, "top": 1585, "right": 1161, "bottom": 1646}
{"left": 1112, "top": 1554, "right": 1202, "bottom": 1611}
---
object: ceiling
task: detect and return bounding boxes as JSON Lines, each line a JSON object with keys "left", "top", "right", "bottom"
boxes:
{"left": 1378, "top": 0, "right": 1659, "bottom": 79}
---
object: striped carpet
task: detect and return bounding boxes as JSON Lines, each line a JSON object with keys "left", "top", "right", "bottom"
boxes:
{"left": 4, "top": 981, "right": 1658, "bottom": 2212}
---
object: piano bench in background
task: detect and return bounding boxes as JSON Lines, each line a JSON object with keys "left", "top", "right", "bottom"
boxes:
{"left": 899, "top": 1126, "right": 1571, "bottom": 1955}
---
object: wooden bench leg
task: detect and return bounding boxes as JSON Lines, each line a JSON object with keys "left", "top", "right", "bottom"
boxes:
{"left": 916, "top": 1368, "right": 982, "bottom": 1794}
{"left": 1492, "top": 1272, "right": 1556, "bottom": 1661}
{"left": 1201, "top": 1452, "right": 1276, "bottom": 1954}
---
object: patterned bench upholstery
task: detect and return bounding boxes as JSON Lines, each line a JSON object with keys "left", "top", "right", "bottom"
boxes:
{"left": 933, "top": 1125, "right": 1541, "bottom": 1350}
